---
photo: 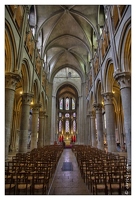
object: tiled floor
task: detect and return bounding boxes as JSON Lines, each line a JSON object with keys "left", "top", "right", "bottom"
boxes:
{"left": 48, "top": 148, "right": 91, "bottom": 195}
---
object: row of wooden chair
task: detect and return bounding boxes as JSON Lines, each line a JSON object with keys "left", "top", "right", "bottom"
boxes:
{"left": 72, "top": 145, "right": 131, "bottom": 195}
{"left": 5, "top": 145, "right": 63, "bottom": 195}
{"left": 5, "top": 171, "right": 50, "bottom": 195}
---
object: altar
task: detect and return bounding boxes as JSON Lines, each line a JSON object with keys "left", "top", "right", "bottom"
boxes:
{"left": 64, "top": 139, "right": 71, "bottom": 146}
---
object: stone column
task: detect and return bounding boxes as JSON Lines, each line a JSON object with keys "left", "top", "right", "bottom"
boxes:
{"left": 78, "top": 96, "right": 83, "bottom": 144}
{"left": 31, "top": 103, "right": 41, "bottom": 150}
{"left": 9, "top": 110, "right": 17, "bottom": 154}
{"left": 103, "top": 92, "right": 117, "bottom": 152}
{"left": 76, "top": 103, "right": 79, "bottom": 144}
{"left": 10, "top": 110, "right": 21, "bottom": 154}
{"left": 51, "top": 96, "right": 56, "bottom": 144}
{"left": 82, "top": 82, "right": 87, "bottom": 144}
{"left": 90, "top": 110, "right": 97, "bottom": 147}
{"left": 19, "top": 93, "right": 33, "bottom": 153}
{"left": 88, "top": 113, "right": 91, "bottom": 145}
{"left": 44, "top": 114, "right": 49, "bottom": 145}
{"left": 38, "top": 111, "right": 46, "bottom": 148}
{"left": 16, "top": 129, "right": 20, "bottom": 152}
{"left": 93, "top": 103, "right": 104, "bottom": 150}
{"left": 86, "top": 113, "right": 91, "bottom": 145}
{"left": 5, "top": 72, "right": 21, "bottom": 160}
{"left": 114, "top": 72, "right": 131, "bottom": 165}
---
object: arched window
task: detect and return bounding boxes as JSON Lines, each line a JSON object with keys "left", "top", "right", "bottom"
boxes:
{"left": 73, "top": 120, "right": 76, "bottom": 132}
{"left": 65, "top": 120, "right": 69, "bottom": 132}
{"left": 65, "top": 97, "right": 69, "bottom": 110}
{"left": 59, "top": 120, "right": 62, "bottom": 132}
{"left": 95, "top": 118, "right": 97, "bottom": 130}
{"left": 72, "top": 98, "right": 75, "bottom": 110}
{"left": 60, "top": 99, "right": 63, "bottom": 110}
{"left": 29, "top": 6, "right": 36, "bottom": 36}
{"left": 59, "top": 113, "right": 62, "bottom": 117}
{"left": 104, "top": 113, "right": 106, "bottom": 128}
{"left": 57, "top": 94, "right": 77, "bottom": 141}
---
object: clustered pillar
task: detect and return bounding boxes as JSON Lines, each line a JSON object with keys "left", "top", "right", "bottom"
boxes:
{"left": 90, "top": 110, "right": 97, "bottom": 147}
{"left": 44, "top": 114, "right": 48, "bottom": 145}
{"left": 93, "top": 103, "right": 104, "bottom": 150}
{"left": 103, "top": 92, "right": 117, "bottom": 152}
{"left": 31, "top": 103, "right": 41, "bottom": 150}
{"left": 19, "top": 93, "right": 33, "bottom": 153}
{"left": 38, "top": 111, "right": 46, "bottom": 148}
{"left": 5, "top": 72, "right": 21, "bottom": 160}
{"left": 114, "top": 72, "right": 131, "bottom": 165}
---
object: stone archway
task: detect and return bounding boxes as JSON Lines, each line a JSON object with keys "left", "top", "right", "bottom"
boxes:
{"left": 56, "top": 84, "right": 78, "bottom": 145}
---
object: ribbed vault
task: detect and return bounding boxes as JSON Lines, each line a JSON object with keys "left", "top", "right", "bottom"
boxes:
{"left": 29, "top": 5, "right": 105, "bottom": 80}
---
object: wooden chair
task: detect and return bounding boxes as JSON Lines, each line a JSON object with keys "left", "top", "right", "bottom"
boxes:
{"left": 15, "top": 172, "right": 32, "bottom": 195}
{"left": 5, "top": 173, "right": 15, "bottom": 195}
{"left": 93, "top": 172, "right": 108, "bottom": 195}
{"left": 31, "top": 172, "right": 49, "bottom": 195}
{"left": 108, "top": 172, "right": 122, "bottom": 195}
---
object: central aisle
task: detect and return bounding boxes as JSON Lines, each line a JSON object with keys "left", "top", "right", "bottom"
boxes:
{"left": 48, "top": 148, "right": 90, "bottom": 195}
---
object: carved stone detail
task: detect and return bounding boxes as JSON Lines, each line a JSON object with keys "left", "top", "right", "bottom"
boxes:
{"left": 21, "top": 93, "right": 34, "bottom": 105}
{"left": 93, "top": 103, "right": 102, "bottom": 111}
{"left": 32, "top": 103, "right": 42, "bottom": 113}
{"left": 5, "top": 72, "right": 21, "bottom": 90}
{"left": 114, "top": 71, "right": 131, "bottom": 89}
{"left": 102, "top": 92, "right": 113, "bottom": 105}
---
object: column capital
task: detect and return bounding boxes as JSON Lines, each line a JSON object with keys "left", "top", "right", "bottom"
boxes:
{"left": 102, "top": 92, "right": 114, "bottom": 105}
{"left": 114, "top": 71, "right": 131, "bottom": 89}
{"left": 93, "top": 103, "right": 102, "bottom": 111}
{"left": 21, "top": 93, "right": 34, "bottom": 105}
{"left": 32, "top": 103, "right": 42, "bottom": 113}
{"left": 25, "top": 5, "right": 30, "bottom": 14}
{"left": 89, "top": 110, "right": 95, "bottom": 118}
{"left": 39, "top": 111, "right": 46, "bottom": 118}
{"left": 5, "top": 72, "right": 21, "bottom": 90}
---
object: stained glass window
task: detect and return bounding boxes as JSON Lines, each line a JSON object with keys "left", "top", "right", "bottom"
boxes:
{"left": 65, "top": 98, "right": 69, "bottom": 110}
{"left": 95, "top": 118, "right": 97, "bottom": 130}
{"left": 65, "top": 113, "right": 70, "bottom": 118}
{"left": 65, "top": 120, "right": 69, "bottom": 132}
{"left": 60, "top": 99, "right": 63, "bottom": 110}
{"left": 59, "top": 120, "right": 62, "bottom": 132}
{"left": 72, "top": 99, "right": 75, "bottom": 110}
{"left": 73, "top": 120, "right": 76, "bottom": 132}
{"left": 58, "top": 95, "right": 77, "bottom": 138}
{"left": 59, "top": 113, "right": 62, "bottom": 117}
{"left": 104, "top": 113, "right": 106, "bottom": 128}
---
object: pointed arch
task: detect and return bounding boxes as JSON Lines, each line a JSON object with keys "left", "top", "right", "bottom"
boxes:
{"left": 21, "top": 59, "right": 31, "bottom": 93}
{"left": 95, "top": 79, "right": 102, "bottom": 103}
{"left": 104, "top": 59, "right": 114, "bottom": 93}
{"left": 50, "top": 64, "right": 84, "bottom": 83}
{"left": 118, "top": 18, "right": 131, "bottom": 72}
{"left": 32, "top": 79, "right": 40, "bottom": 104}
{"left": 5, "top": 20, "right": 17, "bottom": 72}
{"left": 40, "top": 91, "right": 46, "bottom": 111}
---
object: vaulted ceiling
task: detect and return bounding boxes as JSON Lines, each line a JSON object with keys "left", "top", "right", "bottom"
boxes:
{"left": 29, "top": 5, "right": 105, "bottom": 80}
